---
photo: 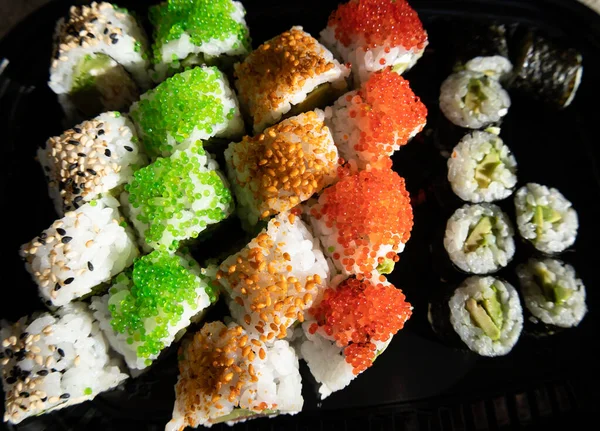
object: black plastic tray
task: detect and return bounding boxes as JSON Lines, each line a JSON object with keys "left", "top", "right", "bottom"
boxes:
{"left": 1, "top": 1, "right": 599, "bottom": 430}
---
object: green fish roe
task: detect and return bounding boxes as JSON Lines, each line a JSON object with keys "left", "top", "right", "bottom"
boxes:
{"left": 149, "top": 0, "right": 251, "bottom": 64}
{"left": 126, "top": 142, "right": 233, "bottom": 251}
{"left": 107, "top": 251, "right": 215, "bottom": 360}
{"left": 130, "top": 67, "right": 233, "bottom": 158}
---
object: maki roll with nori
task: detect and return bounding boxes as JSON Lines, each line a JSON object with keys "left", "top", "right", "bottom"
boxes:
{"left": 122, "top": 141, "right": 233, "bottom": 252}
{"left": 305, "top": 168, "right": 413, "bottom": 277}
{"left": 320, "top": 0, "right": 428, "bottom": 85}
{"left": 326, "top": 69, "right": 427, "bottom": 169}
{"left": 129, "top": 66, "right": 244, "bottom": 159}
{"left": 462, "top": 56, "right": 513, "bottom": 81}
{"left": 1, "top": 303, "right": 128, "bottom": 424}
{"left": 508, "top": 30, "right": 583, "bottom": 108}
{"left": 428, "top": 276, "right": 523, "bottom": 356}
{"left": 516, "top": 258, "right": 587, "bottom": 330}
{"left": 90, "top": 250, "right": 218, "bottom": 370}
{"left": 443, "top": 21, "right": 510, "bottom": 70}
{"left": 37, "top": 111, "right": 147, "bottom": 215}
{"left": 447, "top": 130, "right": 517, "bottom": 203}
{"left": 216, "top": 212, "right": 330, "bottom": 342}
{"left": 300, "top": 276, "right": 412, "bottom": 399}
{"left": 49, "top": 2, "right": 151, "bottom": 122}
{"left": 234, "top": 26, "right": 350, "bottom": 133}
{"left": 444, "top": 203, "right": 515, "bottom": 274}
{"left": 166, "top": 321, "right": 303, "bottom": 430}
{"left": 514, "top": 183, "right": 578, "bottom": 254}
{"left": 224, "top": 110, "right": 338, "bottom": 228}
{"left": 19, "top": 197, "right": 138, "bottom": 308}
{"left": 149, "top": 0, "right": 251, "bottom": 82}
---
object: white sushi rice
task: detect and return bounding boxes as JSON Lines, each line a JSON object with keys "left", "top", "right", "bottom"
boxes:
{"left": 37, "top": 112, "right": 148, "bottom": 215}
{"left": 449, "top": 276, "right": 523, "bottom": 356}
{"left": 90, "top": 252, "right": 212, "bottom": 371}
{"left": 447, "top": 130, "right": 517, "bottom": 203}
{"left": 516, "top": 258, "right": 587, "bottom": 327}
{"left": 0, "top": 303, "right": 128, "bottom": 424}
{"left": 218, "top": 212, "right": 330, "bottom": 340}
{"left": 514, "top": 183, "right": 578, "bottom": 254}
{"left": 439, "top": 70, "right": 511, "bottom": 129}
{"left": 464, "top": 55, "right": 513, "bottom": 81}
{"left": 234, "top": 26, "right": 350, "bottom": 133}
{"left": 444, "top": 203, "right": 515, "bottom": 274}
{"left": 320, "top": 26, "right": 427, "bottom": 85}
{"left": 166, "top": 322, "right": 303, "bottom": 430}
{"left": 19, "top": 196, "right": 139, "bottom": 308}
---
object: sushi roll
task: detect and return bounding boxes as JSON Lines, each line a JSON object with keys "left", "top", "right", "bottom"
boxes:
{"left": 514, "top": 183, "right": 578, "bottom": 254}
{"left": 326, "top": 69, "right": 427, "bottom": 169}
{"left": 122, "top": 141, "right": 234, "bottom": 252}
{"left": 516, "top": 258, "right": 587, "bottom": 329}
{"left": 463, "top": 56, "right": 513, "bottom": 81}
{"left": 444, "top": 203, "right": 515, "bottom": 274}
{"left": 224, "top": 110, "right": 338, "bottom": 228}
{"left": 90, "top": 250, "right": 218, "bottom": 370}
{"left": 166, "top": 321, "right": 303, "bottom": 430}
{"left": 439, "top": 70, "right": 511, "bottom": 129}
{"left": 427, "top": 276, "right": 523, "bottom": 357}
{"left": 129, "top": 66, "right": 244, "bottom": 159}
{"left": 0, "top": 303, "right": 128, "bottom": 424}
{"left": 300, "top": 276, "right": 412, "bottom": 399}
{"left": 49, "top": 2, "right": 151, "bottom": 122}
{"left": 149, "top": 0, "right": 251, "bottom": 81}
{"left": 447, "top": 130, "right": 517, "bottom": 203}
{"left": 19, "top": 197, "right": 139, "bottom": 308}
{"left": 305, "top": 168, "right": 413, "bottom": 276}
{"left": 216, "top": 212, "right": 330, "bottom": 342}
{"left": 508, "top": 30, "right": 583, "bottom": 108}
{"left": 320, "top": 0, "right": 428, "bottom": 85}
{"left": 37, "top": 111, "right": 148, "bottom": 216}
{"left": 234, "top": 26, "right": 350, "bottom": 133}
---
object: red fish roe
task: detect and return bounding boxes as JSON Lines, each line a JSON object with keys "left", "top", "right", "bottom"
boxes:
{"left": 348, "top": 69, "right": 427, "bottom": 165}
{"left": 328, "top": 0, "right": 427, "bottom": 50}
{"left": 310, "top": 168, "right": 413, "bottom": 274}
{"left": 308, "top": 277, "right": 412, "bottom": 375}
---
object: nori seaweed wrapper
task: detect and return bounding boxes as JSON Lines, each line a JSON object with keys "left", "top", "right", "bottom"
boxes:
{"left": 508, "top": 30, "right": 583, "bottom": 108}
{"left": 444, "top": 20, "right": 510, "bottom": 69}
{"left": 427, "top": 282, "right": 468, "bottom": 349}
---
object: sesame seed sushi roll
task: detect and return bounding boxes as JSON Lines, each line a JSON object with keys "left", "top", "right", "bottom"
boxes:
{"left": 444, "top": 203, "right": 515, "bottom": 274}
{"left": 129, "top": 66, "right": 244, "bottom": 159}
{"left": 306, "top": 168, "right": 413, "bottom": 276}
{"left": 224, "top": 110, "right": 338, "bottom": 228}
{"left": 49, "top": 2, "right": 151, "bottom": 122}
{"left": 234, "top": 26, "right": 350, "bottom": 133}
{"left": 320, "top": 0, "right": 428, "bottom": 85}
{"left": 166, "top": 321, "right": 303, "bottom": 430}
{"left": 516, "top": 258, "right": 587, "bottom": 330}
{"left": 300, "top": 276, "right": 412, "bottom": 399}
{"left": 122, "top": 141, "right": 234, "bottom": 252}
{"left": 439, "top": 70, "right": 511, "bottom": 129}
{"left": 427, "top": 276, "right": 523, "bottom": 357}
{"left": 19, "top": 196, "right": 139, "bottom": 308}
{"left": 0, "top": 302, "right": 128, "bottom": 424}
{"left": 90, "top": 250, "right": 218, "bottom": 371}
{"left": 149, "top": 0, "right": 251, "bottom": 82}
{"left": 38, "top": 111, "right": 148, "bottom": 216}
{"left": 447, "top": 130, "right": 517, "bottom": 203}
{"left": 216, "top": 212, "right": 330, "bottom": 342}
{"left": 514, "top": 183, "right": 578, "bottom": 254}
{"left": 327, "top": 69, "right": 427, "bottom": 169}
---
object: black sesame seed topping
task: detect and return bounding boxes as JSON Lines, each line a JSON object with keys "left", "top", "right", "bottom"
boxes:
{"left": 21, "top": 370, "right": 30, "bottom": 378}
{"left": 5, "top": 349, "right": 13, "bottom": 358}
{"left": 63, "top": 278, "right": 74, "bottom": 285}
{"left": 73, "top": 128, "right": 82, "bottom": 133}
{"left": 104, "top": 149, "right": 111, "bottom": 157}
{"left": 19, "top": 404, "right": 27, "bottom": 410}
{"left": 54, "top": 283, "right": 62, "bottom": 291}
{"left": 45, "top": 300, "right": 53, "bottom": 306}
{"left": 89, "top": 17, "right": 98, "bottom": 23}
{"left": 19, "top": 332, "right": 28, "bottom": 340}
{"left": 61, "top": 236, "right": 73, "bottom": 244}
{"left": 124, "top": 146, "right": 133, "bottom": 152}
{"left": 65, "top": 178, "right": 74, "bottom": 187}
{"left": 98, "top": 129, "right": 105, "bottom": 135}
{"left": 15, "top": 351, "right": 26, "bottom": 361}
{"left": 87, "top": 169, "right": 97, "bottom": 176}
{"left": 68, "top": 163, "right": 78, "bottom": 171}
{"left": 51, "top": 368, "right": 58, "bottom": 373}
{"left": 68, "top": 140, "right": 79, "bottom": 146}
{"left": 77, "top": 152, "right": 87, "bottom": 157}
{"left": 57, "top": 348, "right": 65, "bottom": 357}
{"left": 40, "top": 232, "right": 47, "bottom": 239}
{"left": 56, "top": 228, "right": 66, "bottom": 236}
{"left": 87, "top": 261, "right": 94, "bottom": 271}
{"left": 6, "top": 377, "right": 16, "bottom": 384}
{"left": 74, "top": 196, "right": 83, "bottom": 203}
{"left": 77, "top": 171, "right": 86, "bottom": 177}
{"left": 79, "top": 39, "right": 85, "bottom": 47}
{"left": 111, "top": 38, "right": 119, "bottom": 44}
{"left": 109, "top": 33, "right": 117, "bottom": 38}
{"left": 37, "top": 370, "right": 49, "bottom": 376}
{"left": 87, "top": 32, "right": 95, "bottom": 38}
{"left": 59, "top": 369, "right": 66, "bottom": 374}
{"left": 20, "top": 392, "right": 30, "bottom": 398}
{"left": 41, "top": 397, "right": 48, "bottom": 402}
{"left": 60, "top": 393, "right": 70, "bottom": 399}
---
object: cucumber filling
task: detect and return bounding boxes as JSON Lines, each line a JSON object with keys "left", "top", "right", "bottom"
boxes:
{"left": 464, "top": 216, "right": 495, "bottom": 253}
{"left": 463, "top": 77, "right": 490, "bottom": 114}
{"left": 286, "top": 82, "right": 347, "bottom": 118}
{"left": 533, "top": 266, "right": 572, "bottom": 305}
{"left": 533, "top": 205, "right": 562, "bottom": 238}
{"left": 474, "top": 147, "right": 502, "bottom": 188}
{"left": 465, "top": 284, "right": 504, "bottom": 340}
{"left": 376, "top": 258, "right": 395, "bottom": 275}
{"left": 210, "top": 408, "right": 277, "bottom": 424}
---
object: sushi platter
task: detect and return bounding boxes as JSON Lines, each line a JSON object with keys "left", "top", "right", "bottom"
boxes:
{"left": 1, "top": 0, "right": 599, "bottom": 429}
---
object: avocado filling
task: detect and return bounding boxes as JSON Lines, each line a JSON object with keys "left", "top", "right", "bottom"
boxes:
{"left": 210, "top": 408, "right": 277, "bottom": 424}
{"left": 533, "top": 205, "right": 562, "bottom": 238}
{"left": 474, "top": 148, "right": 502, "bottom": 188}
{"left": 286, "top": 82, "right": 346, "bottom": 118}
{"left": 533, "top": 266, "right": 572, "bottom": 305}
{"left": 465, "top": 284, "right": 504, "bottom": 340}
{"left": 463, "top": 77, "right": 489, "bottom": 114}
{"left": 464, "top": 216, "right": 494, "bottom": 253}
{"left": 376, "top": 258, "right": 395, "bottom": 275}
